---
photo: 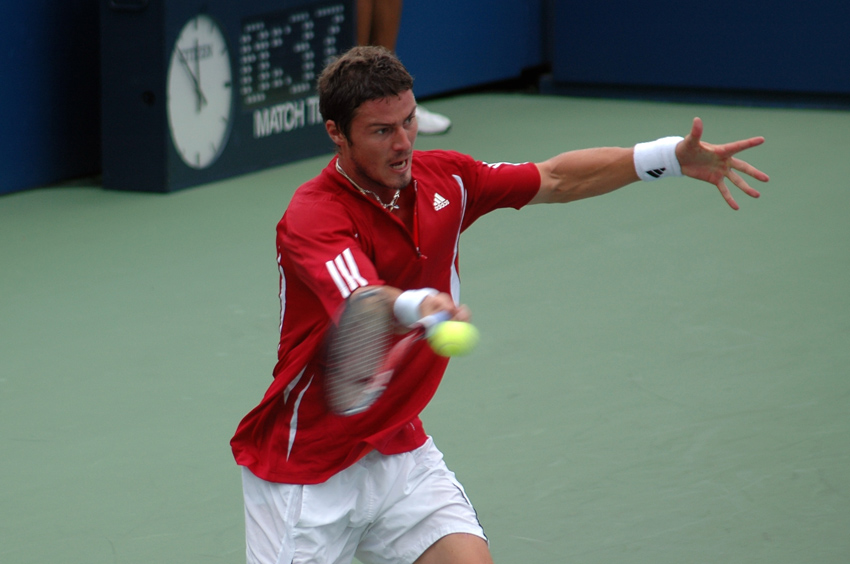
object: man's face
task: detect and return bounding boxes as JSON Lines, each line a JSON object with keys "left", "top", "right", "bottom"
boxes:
{"left": 330, "top": 89, "right": 419, "bottom": 193}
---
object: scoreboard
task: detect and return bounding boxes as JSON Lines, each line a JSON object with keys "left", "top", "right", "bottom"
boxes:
{"left": 101, "top": 0, "right": 354, "bottom": 192}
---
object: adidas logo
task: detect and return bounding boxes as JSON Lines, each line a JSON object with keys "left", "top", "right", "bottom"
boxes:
{"left": 646, "top": 168, "right": 666, "bottom": 178}
{"left": 433, "top": 193, "right": 449, "bottom": 210}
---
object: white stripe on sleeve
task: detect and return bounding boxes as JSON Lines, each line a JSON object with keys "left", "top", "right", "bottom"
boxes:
{"left": 325, "top": 247, "right": 368, "bottom": 299}
{"left": 342, "top": 248, "right": 368, "bottom": 287}
{"left": 326, "top": 258, "right": 351, "bottom": 298}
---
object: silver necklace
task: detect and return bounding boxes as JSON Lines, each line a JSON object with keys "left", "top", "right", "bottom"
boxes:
{"left": 335, "top": 159, "right": 401, "bottom": 211}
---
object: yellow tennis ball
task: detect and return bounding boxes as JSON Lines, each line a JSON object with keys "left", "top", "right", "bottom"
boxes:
{"left": 427, "top": 321, "right": 480, "bottom": 357}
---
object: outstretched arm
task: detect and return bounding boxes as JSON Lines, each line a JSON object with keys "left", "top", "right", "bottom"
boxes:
{"left": 530, "top": 117, "right": 769, "bottom": 209}
{"left": 530, "top": 146, "right": 638, "bottom": 205}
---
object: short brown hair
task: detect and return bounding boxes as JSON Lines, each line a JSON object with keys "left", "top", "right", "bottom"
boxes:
{"left": 317, "top": 46, "right": 414, "bottom": 140}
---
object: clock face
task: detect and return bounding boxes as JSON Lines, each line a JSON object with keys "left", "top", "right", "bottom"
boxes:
{"left": 166, "top": 14, "right": 233, "bottom": 170}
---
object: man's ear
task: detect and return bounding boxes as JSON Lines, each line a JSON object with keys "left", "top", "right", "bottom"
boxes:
{"left": 326, "top": 120, "right": 346, "bottom": 148}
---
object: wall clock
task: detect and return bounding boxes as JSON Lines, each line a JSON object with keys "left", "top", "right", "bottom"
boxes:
{"left": 101, "top": 0, "right": 354, "bottom": 192}
{"left": 166, "top": 14, "right": 233, "bottom": 170}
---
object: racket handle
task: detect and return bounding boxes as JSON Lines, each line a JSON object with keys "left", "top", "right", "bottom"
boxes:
{"left": 417, "top": 311, "right": 451, "bottom": 335}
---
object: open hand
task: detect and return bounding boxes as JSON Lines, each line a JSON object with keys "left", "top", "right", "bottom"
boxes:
{"left": 676, "top": 117, "right": 770, "bottom": 210}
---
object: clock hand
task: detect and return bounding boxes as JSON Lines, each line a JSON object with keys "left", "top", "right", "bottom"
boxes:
{"left": 193, "top": 38, "right": 206, "bottom": 112}
{"left": 176, "top": 46, "right": 208, "bottom": 111}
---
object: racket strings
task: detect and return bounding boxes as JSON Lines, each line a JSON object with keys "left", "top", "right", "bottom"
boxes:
{"left": 326, "top": 297, "right": 394, "bottom": 414}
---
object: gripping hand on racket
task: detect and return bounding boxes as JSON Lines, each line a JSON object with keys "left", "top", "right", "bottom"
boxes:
{"left": 414, "top": 291, "right": 471, "bottom": 324}
{"left": 323, "top": 286, "right": 471, "bottom": 416}
{"left": 351, "top": 286, "right": 470, "bottom": 326}
{"left": 676, "top": 117, "right": 770, "bottom": 210}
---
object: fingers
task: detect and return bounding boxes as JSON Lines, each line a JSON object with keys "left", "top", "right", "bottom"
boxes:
{"left": 688, "top": 117, "right": 704, "bottom": 144}
{"left": 453, "top": 305, "right": 472, "bottom": 323}
{"left": 683, "top": 117, "right": 767, "bottom": 210}
{"left": 719, "top": 136, "right": 765, "bottom": 157}
{"left": 731, "top": 157, "right": 770, "bottom": 183}
{"left": 420, "top": 293, "right": 452, "bottom": 316}
{"left": 727, "top": 169, "right": 761, "bottom": 199}
{"left": 717, "top": 167, "right": 762, "bottom": 210}
{"left": 716, "top": 179, "right": 740, "bottom": 211}
{"left": 421, "top": 293, "right": 471, "bottom": 322}
{"left": 687, "top": 118, "right": 765, "bottom": 161}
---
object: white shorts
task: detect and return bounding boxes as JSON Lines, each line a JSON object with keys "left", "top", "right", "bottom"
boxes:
{"left": 241, "top": 437, "right": 486, "bottom": 564}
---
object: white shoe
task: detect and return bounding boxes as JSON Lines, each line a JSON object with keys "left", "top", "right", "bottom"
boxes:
{"left": 416, "top": 106, "right": 452, "bottom": 135}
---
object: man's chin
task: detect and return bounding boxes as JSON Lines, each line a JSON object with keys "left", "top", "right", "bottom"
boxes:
{"left": 381, "top": 171, "right": 411, "bottom": 191}
{"left": 396, "top": 175, "right": 413, "bottom": 190}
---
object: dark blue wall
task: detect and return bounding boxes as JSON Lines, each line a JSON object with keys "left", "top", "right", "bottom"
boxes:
{"left": 396, "top": 0, "right": 543, "bottom": 98}
{"left": 1, "top": 1, "right": 101, "bottom": 195}
{"left": 550, "top": 0, "right": 850, "bottom": 94}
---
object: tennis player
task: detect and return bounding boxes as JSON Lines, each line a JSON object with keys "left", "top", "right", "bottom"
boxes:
{"left": 231, "top": 46, "right": 769, "bottom": 564}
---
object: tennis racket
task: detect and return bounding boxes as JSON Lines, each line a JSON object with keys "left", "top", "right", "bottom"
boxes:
{"left": 324, "top": 288, "right": 449, "bottom": 416}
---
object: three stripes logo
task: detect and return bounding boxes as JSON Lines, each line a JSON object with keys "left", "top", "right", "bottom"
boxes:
{"left": 325, "top": 248, "right": 367, "bottom": 298}
{"left": 433, "top": 193, "right": 449, "bottom": 211}
{"left": 646, "top": 168, "right": 667, "bottom": 179}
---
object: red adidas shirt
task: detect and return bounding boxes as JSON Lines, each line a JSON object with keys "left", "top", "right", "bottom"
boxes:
{"left": 231, "top": 150, "right": 540, "bottom": 484}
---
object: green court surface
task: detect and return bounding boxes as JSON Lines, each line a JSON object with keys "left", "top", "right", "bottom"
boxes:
{"left": 1, "top": 93, "right": 848, "bottom": 564}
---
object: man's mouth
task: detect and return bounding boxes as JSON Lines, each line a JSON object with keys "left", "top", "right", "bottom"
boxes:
{"left": 389, "top": 158, "right": 409, "bottom": 171}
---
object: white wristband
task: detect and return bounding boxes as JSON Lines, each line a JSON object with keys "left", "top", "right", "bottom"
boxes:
{"left": 393, "top": 288, "right": 438, "bottom": 326}
{"left": 633, "top": 136, "right": 684, "bottom": 181}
